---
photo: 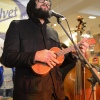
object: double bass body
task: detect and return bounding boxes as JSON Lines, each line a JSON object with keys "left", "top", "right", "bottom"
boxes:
{"left": 63, "top": 16, "right": 100, "bottom": 100}
{"left": 64, "top": 65, "right": 100, "bottom": 100}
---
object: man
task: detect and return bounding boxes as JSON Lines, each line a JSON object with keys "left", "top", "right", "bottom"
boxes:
{"left": 0, "top": 0, "right": 89, "bottom": 100}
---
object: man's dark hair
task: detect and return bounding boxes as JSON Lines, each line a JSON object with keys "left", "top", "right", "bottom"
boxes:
{"left": 26, "top": 0, "right": 52, "bottom": 18}
{"left": 26, "top": 0, "right": 36, "bottom": 18}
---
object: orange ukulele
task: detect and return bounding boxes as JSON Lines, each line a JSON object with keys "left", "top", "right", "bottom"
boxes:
{"left": 32, "top": 38, "right": 96, "bottom": 75}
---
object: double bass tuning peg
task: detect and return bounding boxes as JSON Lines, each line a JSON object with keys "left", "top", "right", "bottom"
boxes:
{"left": 76, "top": 16, "right": 86, "bottom": 34}
{"left": 77, "top": 16, "right": 83, "bottom": 21}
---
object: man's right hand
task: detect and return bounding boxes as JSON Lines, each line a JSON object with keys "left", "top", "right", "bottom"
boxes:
{"left": 34, "top": 49, "right": 59, "bottom": 68}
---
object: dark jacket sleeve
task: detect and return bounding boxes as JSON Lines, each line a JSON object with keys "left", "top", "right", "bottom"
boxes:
{"left": 61, "top": 52, "right": 77, "bottom": 68}
{"left": 0, "top": 21, "right": 35, "bottom": 68}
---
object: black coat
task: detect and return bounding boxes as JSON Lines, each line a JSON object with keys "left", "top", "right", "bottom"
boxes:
{"left": 1, "top": 18, "right": 76, "bottom": 100}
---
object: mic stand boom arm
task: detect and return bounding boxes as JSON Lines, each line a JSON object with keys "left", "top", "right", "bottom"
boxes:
{"left": 56, "top": 17, "right": 100, "bottom": 84}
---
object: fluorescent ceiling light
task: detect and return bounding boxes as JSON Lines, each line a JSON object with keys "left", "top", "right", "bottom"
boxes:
{"left": 54, "top": 24, "right": 57, "bottom": 26}
{"left": 89, "top": 16, "right": 96, "bottom": 19}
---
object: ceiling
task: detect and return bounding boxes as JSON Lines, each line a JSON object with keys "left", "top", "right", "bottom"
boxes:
{"left": 49, "top": 0, "right": 100, "bottom": 38}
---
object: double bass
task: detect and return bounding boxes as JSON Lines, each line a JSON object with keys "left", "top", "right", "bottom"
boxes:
{"left": 64, "top": 16, "right": 100, "bottom": 100}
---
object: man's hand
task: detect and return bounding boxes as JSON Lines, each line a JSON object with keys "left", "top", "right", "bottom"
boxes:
{"left": 79, "top": 38, "right": 89, "bottom": 53}
{"left": 34, "top": 49, "right": 59, "bottom": 68}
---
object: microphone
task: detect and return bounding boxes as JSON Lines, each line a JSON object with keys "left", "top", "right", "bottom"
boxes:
{"left": 49, "top": 10, "right": 65, "bottom": 18}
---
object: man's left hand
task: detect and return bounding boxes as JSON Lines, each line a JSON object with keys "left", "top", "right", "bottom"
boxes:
{"left": 79, "top": 38, "right": 89, "bottom": 53}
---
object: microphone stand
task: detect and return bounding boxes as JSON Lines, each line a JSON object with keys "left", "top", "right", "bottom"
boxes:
{"left": 87, "top": 75, "right": 97, "bottom": 100}
{"left": 56, "top": 17, "right": 100, "bottom": 100}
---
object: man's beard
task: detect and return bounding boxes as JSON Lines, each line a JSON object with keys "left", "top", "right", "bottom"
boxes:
{"left": 33, "top": 8, "right": 50, "bottom": 20}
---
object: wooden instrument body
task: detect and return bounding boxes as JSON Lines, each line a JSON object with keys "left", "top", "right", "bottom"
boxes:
{"left": 63, "top": 16, "right": 100, "bottom": 100}
{"left": 32, "top": 47, "right": 64, "bottom": 75}
{"left": 64, "top": 65, "right": 100, "bottom": 100}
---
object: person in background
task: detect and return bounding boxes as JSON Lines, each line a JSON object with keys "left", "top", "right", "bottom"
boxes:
{"left": 0, "top": 0, "right": 89, "bottom": 100}
{"left": 60, "top": 43, "right": 77, "bottom": 100}
{"left": 0, "top": 64, "right": 14, "bottom": 98}
{"left": 0, "top": 63, "right": 3, "bottom": 88}
{"left": 60, "top": 43, "right": 76, "bottom": 81}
